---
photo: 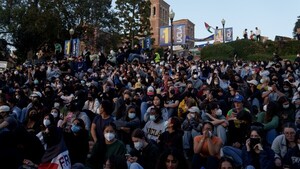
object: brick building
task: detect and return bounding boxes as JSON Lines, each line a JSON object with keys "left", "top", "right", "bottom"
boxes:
{"left": 149, "top": 0, "right": 195, "bottom": 48}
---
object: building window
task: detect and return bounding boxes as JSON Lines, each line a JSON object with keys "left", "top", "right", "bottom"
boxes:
{"left": 153, "top": 6, "right": 156, "bottom": 16}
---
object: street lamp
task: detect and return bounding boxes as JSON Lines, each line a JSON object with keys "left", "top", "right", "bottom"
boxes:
{"left": 169, "top": 9, "right": 175, "bottom": 60}
{"left": 221, "top": 19, "right": 225, "bottom": 43}
{"left": 69, "top": 28, "right": 75, "bottom": 56}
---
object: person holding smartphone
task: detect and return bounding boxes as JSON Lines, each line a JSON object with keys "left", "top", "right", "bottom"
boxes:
{"left": 242, "top": 127, "right": 275, "bottom": 169}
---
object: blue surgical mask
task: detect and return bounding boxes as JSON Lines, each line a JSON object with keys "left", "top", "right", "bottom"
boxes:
{"left": 71, "top": 124, "right": 81, "bottom": 133}
{"left": 149, "top": 115, "right": 156, "bottom": 121}
{"left": 128, "top": 112, "right": 136, "bottom": 119}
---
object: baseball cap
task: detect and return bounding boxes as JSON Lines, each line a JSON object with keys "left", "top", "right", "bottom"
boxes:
{"left": 30, "top": 91, "right": 42, "bottom": 98}
{"left": 233, "top": 94, "right": 244, "bottom": 102}
{"left": 0, "top": 105, "right": 10, "bottom": 113}
{"left": 247, "top": 80, "right": 258, "bottom": 86}
{"left": 147, "top": 86, "right": 155, "bottom": 96}
{"left": 188, "top": 106, "right": 200, "bottom": 114}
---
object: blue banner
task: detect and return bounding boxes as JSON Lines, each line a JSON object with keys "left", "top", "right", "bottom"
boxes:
{"left": 225, "top": 27, "right": 233, "bottom": 42}
{"left": 144, "top": 37, "right": 152, "bottom": 49}
{"left": 159, "top": 26, "right": 171, "bottom": 46}
{"left": 173, "top": 24, "right": 186, "bottom": 45}
{"left": 71, "top": 38, "right": 80, "bottom": 57}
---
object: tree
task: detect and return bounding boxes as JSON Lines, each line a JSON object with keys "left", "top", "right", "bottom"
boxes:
{"left": 0, "top": 0, "right": 119, "bottom": 61}
{"left": 294, "top": 16, "right": 300, "bottom": 40}
{"left": 115, "top": 0, "right": 151, "bottom": 48}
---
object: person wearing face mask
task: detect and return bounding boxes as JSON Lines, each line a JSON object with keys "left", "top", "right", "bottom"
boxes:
{"left": 164, "top": 86, "right": 180, "bottom": 118}
{"left": 0, "top": 105, "right": 18, "bottom": 132}
{"left": 50, "top": 107, "right": 63, "bottom": 127}
{"left": 63, "top": 118, "right": 89, "bottom": 164}
{"left": 128, "top": 128, "right": 160, "bottom": 169}
{"left": 283, "top": 130, "right": 300, "bottom": 169}
{"left": 112, "top": 90, "right": 132, "bottom": 120}
{"left": 143, "top": 107, "right": 166, "bottom": 142}
{"left": 82, "top": 92, "right": 100, "bottom": 114}
{"left": 188, "top": 71, "right": 203, "bottom": 89}
{"left": 278, "top": 96, "right": 296, "bottom": 124}
{"left": 37, "top": 114, "right": 71, "bottom": 169}
{"left": 182, "top": 106, "right": 202, "bottom": 159}
{"left": 203, "top": 102, "right": 228, "bottom": 145}
{"left": 24, "top": 107, "right": 41, "bottom": 134}
{"left": 114, "top": 105, "right": 141, "bottom": 146}
{"left": 242, "top": 127, "right": 275, "bottom": 169}
{"left": 86, "top": 122, "right": 126, "bottom": 169}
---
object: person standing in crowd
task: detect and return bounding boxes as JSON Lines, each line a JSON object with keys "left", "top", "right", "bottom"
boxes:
{"left": 242, "top": 127, "right": 275, "bottom": 169}
{"left": 243, "top": 29, "right": 248, "bottom": 39}
{"left": 272, "top": 123, "right": 297, "bottom": 168}
{"left": 90, "top": 100, "right": 114, "bottom": 143}
{"left": 192, "top": 121, "right": 223, "bottom": 169}
{"left": 255, "top": 27, "right": 261, "bottom": 42}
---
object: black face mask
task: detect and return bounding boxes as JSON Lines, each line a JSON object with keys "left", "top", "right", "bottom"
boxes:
{"left": 124, "top": 99, "right": 131, "bottom": 105}
{"left": 88, "top": 97, "right": 93, "bottom": 101}
{"left": 170, "top": 90, "right": 175, "bottom": 94}
{"left": 188, "top": 88, "right": 193, "bottom": 92}
{"left": 250, "top": 138, "right": 261, "bottom": 149}
{"left": 29, "top": 113, "right": 39, "bottom": 121}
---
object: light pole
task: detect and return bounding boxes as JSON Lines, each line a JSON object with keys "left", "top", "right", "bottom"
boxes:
{"left": 69, "top": 28, "right": 75, "bottom": 56}
{"left": 169, "top": 9, "right": 175, "bottom": 60}
{"left": 221, "top": 19, "right": 225, "bottom": 43}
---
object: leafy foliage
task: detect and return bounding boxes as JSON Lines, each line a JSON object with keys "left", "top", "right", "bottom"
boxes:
{"left": 201, "top": 43, "right": 234, "bottom": 60}
{"left": 115, "top": 0, "right": 151, "bottom": 47}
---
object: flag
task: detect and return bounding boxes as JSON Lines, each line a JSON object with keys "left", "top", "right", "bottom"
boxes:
{"left": 204, "top": 22, "right": 214, "bottom": 33}
{"left": 38, "top": 137, "right": 71, "bottom": 169}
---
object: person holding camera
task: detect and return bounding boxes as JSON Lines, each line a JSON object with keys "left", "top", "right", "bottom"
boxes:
{"left": 242, "top": 127, "right": 275, "bottom": 169}
{"left": 192, "top": 121, "right": 223, "bottom": 169}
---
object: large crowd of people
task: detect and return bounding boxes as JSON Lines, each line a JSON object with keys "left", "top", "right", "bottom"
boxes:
{"left": 0, "top": 43, "right": 300, "bottom": 169}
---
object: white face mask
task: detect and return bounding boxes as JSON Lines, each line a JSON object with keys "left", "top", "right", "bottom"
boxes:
{"left": 104, "top": 133, "right": 115, "bottom": 141}
{"left": 263, "top": 104, "right": 267, "bottom": 112}
{"left": 190, "top": 113, "right": 195, "bottom": 118}
{"left": 260, "top": 79, "right": 265, "bottom": 84}
{"left": 283, "top": 104, "right": 289, "bottom": 109}
{"left": 193, "top": 74, "right": 198, "bottom": 79}
{"left": 128, "top": 113, "right": 136, "bottom": 119}
{"left": 51, "top": 111, "right": 58, "bottom": 118}
{"left": 54, "top": 102, "right": 60, "bottom": 108}
{"left": 43, "top": 119, "right": 51, "bottom": 127}
{"left": 134, "top": 141, "right": 143, "bottom": 150}
{"left": 164, "top": 121, "right": 169, "bottom": 128}
{"left": 216, "top": 109, "right": 222, "bottom": 116}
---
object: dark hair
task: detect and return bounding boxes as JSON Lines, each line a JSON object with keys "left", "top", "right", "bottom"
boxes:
{"left": 100, "top": 100, "right": 113, "bottom": 115}
{"left": 155, "top": 148, "right": 189, "bottom": 169}
{"left": 207, "top": 102, "right": 218, "bottom": 114}
{"left": 169, "top": 117, "right": 181, "bottom": 131}
{"left": 72, "top": 118, "right": 85, "bottom": 130}
{"left": 265, "top": 101, "right": 278, "bottom": 123}
{"left": 106, "top": 155, "right": 127, "bottom": 169}
{"left": 218, "top": 157, "right": 235, "bottom": 169}
{"left": 202, "top": 121, "right": 214, "bottom": 132}
{"left": 131, "top": 128, "right": 147, "bottom": 141}
{"left": 282, "top": 122, "right": 296, "bottom": 132}
{"left": 103, "top": 122, "right": 117, "bottom": 132}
